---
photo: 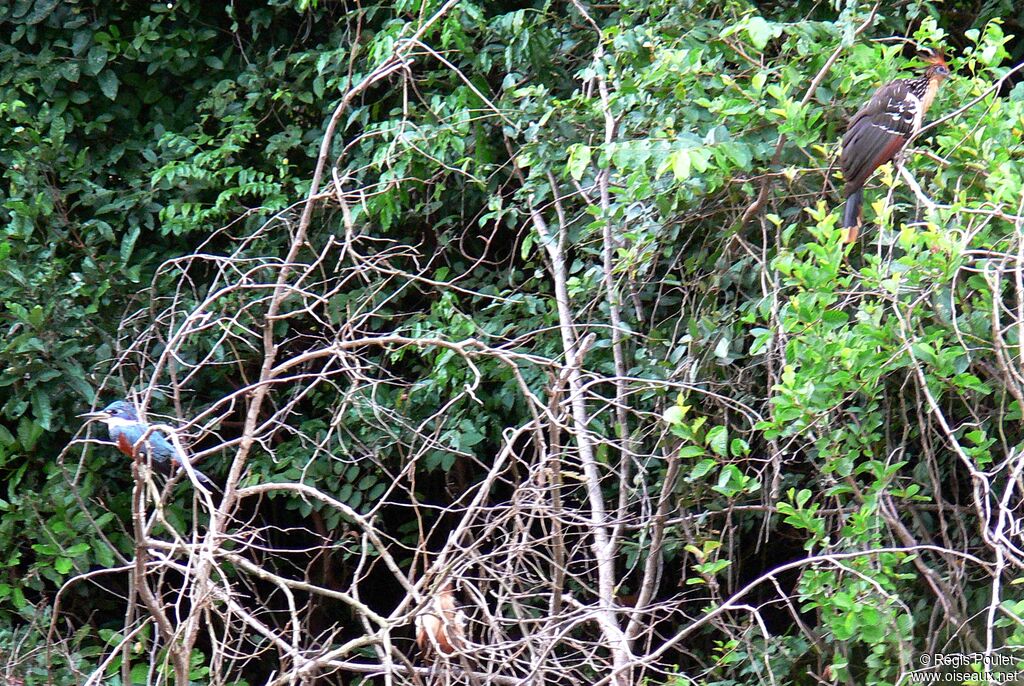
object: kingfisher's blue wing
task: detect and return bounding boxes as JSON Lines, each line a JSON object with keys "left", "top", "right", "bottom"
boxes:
{"left": 109, "top": 423, "right": 216, "bottom": 491}
{"left": 146, "top": 430, "right": 182, "bottom": 464}
{"left": 144, "top": 430, "right": 216, "bottom": 491}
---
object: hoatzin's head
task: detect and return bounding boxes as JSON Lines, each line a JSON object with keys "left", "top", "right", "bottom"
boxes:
{"left": 918, "top": 47, "right": 951, "bottom": 82}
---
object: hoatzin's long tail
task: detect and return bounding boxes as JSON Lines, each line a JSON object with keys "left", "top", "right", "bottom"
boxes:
{"left": 842, "top": 188, "right": 863, "bottom": 243}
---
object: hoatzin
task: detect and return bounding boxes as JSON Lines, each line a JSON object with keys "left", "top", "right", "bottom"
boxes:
{"left": 840, "top": 48, "right": 950, "bottom": 242}
{"left": 415, "top": 582, "right": 465, "bottom": 661}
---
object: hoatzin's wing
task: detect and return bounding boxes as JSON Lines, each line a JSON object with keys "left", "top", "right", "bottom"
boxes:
{"left": 842, "top": 80, "right": 921, "bottom": 193}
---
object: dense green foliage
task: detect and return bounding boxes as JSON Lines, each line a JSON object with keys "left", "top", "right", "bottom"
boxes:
{"left": 2, "top": 0, "right": 1024, "bottom": 684}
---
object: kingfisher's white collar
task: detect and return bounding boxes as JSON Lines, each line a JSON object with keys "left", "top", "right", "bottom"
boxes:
{"left": 102, "top": 416, "right": 138, "bottom": 429}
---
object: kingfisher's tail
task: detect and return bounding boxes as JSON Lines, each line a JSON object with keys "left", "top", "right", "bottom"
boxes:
{"left": 190, "top": 466, "right": 219, "bottom": 493}
{"left": 166, "top": 458, "right": 219, "bottom": 493}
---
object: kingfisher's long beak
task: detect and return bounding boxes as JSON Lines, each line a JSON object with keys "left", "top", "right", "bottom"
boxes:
{"left": 78, "top": 411, "right": 110, "bottom": 421}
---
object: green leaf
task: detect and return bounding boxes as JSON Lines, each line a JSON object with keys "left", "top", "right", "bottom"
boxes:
{"left": 61, "top": 61, "right": 81, "bottom": 83}
{"left": 566, "top": 144, "right": 591, "bottom": 181}
{"left": 821, "top": 310, "right": 848, "bottom": 326}
{"left": 688, "top": 458, "right": 715, "bottom": 478}
{"left": 130, "top": 663, "right": 149, "bottom": 684}
{"left": 671, "top": 149, "right": 691, "bottom": 181}
{"left": 98, "top": 70, "right": 119, "bottom": 100}
{"left": 120, "top": 225, "right": 141, "bottom": 265}
{"left": 17, "top": 418, "right": 43, "bottom": 452}
{"left": 706, "top": 425, "right": 728, "bottom": 456}
{"left": 749, "top": 328, "right": 772, "bottom": 355}
{"left": 713, "top": 336, "right": 730, "bottom": 359}
{"left": 31, "top": 389, "right": 52, "bottom": 431}
{"left": 12, "top": 586, "right": 26, "bottom": 609}
{"left": 745, "top": 16, "right": 775, "bottom": 51}
{"left": 694, "top": 558, "right": 732, "bottom": 575}
{"left": 94, "top": 542, "right": 115, "bottom": 568}
{"left": 366, "top": 482, "right": 386, "bottom": 503}
{"left": 859, "top": 607, "right": 883, "bottom": 642}
{"left": 25, "top": 0, "right": 60, "bottom": 25}
{"left": 85, "top": 46, "right": 108, "bottom": 76}
{"left": 663, "top": 405, "right": 686, "bottom": 425}
{"left": 71, "top": 30, "right": 92, "bottom": 56}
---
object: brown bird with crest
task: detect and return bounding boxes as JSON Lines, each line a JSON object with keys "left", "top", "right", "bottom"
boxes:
{"left": 840, "top": 48, "right": 950, "bottom": 242}
{"left": 415, "top": 582, "right": 466, "bottom": 661}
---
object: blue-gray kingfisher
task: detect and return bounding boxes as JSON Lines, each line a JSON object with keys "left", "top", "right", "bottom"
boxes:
{"left": 81, "top": 400, "right": 215, "bottom": 491}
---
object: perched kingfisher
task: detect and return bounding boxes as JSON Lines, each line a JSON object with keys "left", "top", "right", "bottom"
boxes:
{"left": 81, "top": 400, "right": 215, "bottom": 491}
